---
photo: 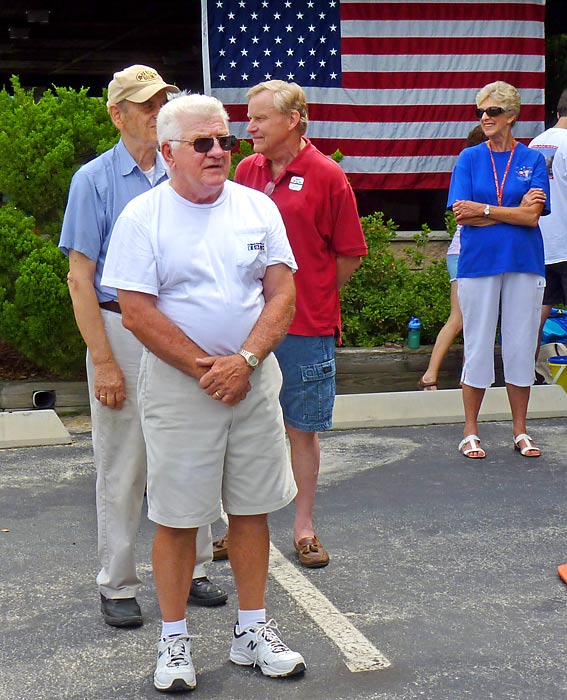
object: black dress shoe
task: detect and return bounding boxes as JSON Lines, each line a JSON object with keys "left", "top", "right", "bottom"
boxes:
{"left": 188, "top": 576, "right": 228, "bottom": 607}
{"left": 100, "top": 594, "right": 143, "bottom": 627}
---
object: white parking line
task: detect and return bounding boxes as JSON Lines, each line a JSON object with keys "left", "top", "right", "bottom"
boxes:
{"left": 268, "top": 542, "right": 391, "bottom": 673}
{"left": 219, "top": 509, "right": 390, "bottom": 672}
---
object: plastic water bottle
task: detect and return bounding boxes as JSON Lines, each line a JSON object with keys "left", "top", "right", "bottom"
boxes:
{"left": 407, "top": 317, "right": 421, "bottom": 349}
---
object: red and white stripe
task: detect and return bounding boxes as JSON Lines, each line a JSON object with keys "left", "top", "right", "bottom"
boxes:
{"left": 208, "top": 0, "right": 546, "bottom": 190}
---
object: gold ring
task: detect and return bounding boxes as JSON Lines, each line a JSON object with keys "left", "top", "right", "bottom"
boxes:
{"left": 214, "top": 391, "right": 222, "bottom": 399}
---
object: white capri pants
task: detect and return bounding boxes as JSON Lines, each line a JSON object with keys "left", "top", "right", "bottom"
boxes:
{"left": 458, "top": 272, "right": 545, "bottom": 388}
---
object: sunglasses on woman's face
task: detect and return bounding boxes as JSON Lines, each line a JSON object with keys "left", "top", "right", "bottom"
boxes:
{"left": 476, "top": 107, "right": 506, "bottom": 119}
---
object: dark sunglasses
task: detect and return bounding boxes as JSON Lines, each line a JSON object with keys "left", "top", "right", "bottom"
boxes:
{"left": 170, "top": 134, "right": 237, "bottom": 153}
{"left": 476, "top": 107, "right": 506, "bottom": 119}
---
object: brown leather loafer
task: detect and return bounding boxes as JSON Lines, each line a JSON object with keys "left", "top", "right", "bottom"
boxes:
{"left": 294, "top": 535, "right": 330, "bottom": 568}
{"left": 212, "top": 535, "right": 229, "bottom": 561}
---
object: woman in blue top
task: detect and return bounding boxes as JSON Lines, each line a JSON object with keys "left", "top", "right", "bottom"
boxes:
{"left": 448, "top": 81, "right": 549, "bottom": 459}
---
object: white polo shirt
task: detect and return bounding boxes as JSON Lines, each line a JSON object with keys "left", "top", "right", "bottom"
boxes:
{"left": 101, "top": 179, "right": 297, "bottom": 356}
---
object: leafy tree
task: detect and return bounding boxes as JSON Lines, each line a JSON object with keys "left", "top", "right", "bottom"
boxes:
{"left": 0, "top": 206, "right": 84, "bottom": 376}
{"left": 0, "top": 78, "right": 116, "bottom": 376}
{"left": 0, "top": 76, "right": 117, "bottom": 241}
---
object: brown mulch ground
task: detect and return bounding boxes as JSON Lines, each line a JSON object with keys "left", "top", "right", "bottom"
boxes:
{"left": 0, "top": 339, "right": 75, "bottom": 381}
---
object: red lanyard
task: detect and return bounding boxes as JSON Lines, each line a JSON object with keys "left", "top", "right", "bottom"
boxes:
{"left": 487, "top": 141, "right": 517, "bottom": 206}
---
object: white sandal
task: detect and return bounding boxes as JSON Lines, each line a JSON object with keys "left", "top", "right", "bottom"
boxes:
{"left": 458, "top": 434, "right": 486, "bottom": 459}
{"left": 513, "top": 433, "right": 541, "bottom": 458}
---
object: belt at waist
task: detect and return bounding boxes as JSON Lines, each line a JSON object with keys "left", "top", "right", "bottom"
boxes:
{"left": 99, "top": 300, "right": 121, "bottom": 314}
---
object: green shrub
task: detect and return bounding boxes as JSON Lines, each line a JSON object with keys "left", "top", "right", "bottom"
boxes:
{"left": 0, "top": 76, "right": 117, "bottom": 242}
{"left": 341, "top": 212, "right": 452, "bottom": 347}
{"left": 0, "top": 77, "right": 454, "bottom": 377}
{"left": 230, "top": 138, "right": 254, "bottom": 179}
{"left": 0, "top": 206, "right": 84, "bottom": 377}
{"left": 0, "top": 77, "right": 118, "bottom": 376}
{"left": 0, "top": 205, "right": 40, "bottom": 291}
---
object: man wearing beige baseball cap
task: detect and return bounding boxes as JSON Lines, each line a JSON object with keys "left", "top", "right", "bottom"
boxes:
{"left": 59, "top": 65, "right": 227, "bottom": 628}
{"left": 106, "top": 64, "right": 178, "bottom": 106}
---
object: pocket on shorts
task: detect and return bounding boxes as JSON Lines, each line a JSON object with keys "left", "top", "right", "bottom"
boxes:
{"left": 300, "top": 358, "right": 336, "bottom": 422}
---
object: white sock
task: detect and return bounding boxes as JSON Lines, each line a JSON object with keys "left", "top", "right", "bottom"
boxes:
{"left": 237, "top": 609, "right": 266, "bottom": 632}
{"left": 161, "top": 619, "right": 188, "bottom": 640}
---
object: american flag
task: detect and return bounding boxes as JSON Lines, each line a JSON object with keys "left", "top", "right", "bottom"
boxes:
{"left": 201, "top": 0, "right": 546, "bottom": 190}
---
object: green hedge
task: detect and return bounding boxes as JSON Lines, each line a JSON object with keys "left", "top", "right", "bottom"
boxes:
{"left": 0, "top": 76, "right": 117, "bottom": 243}
{"left": 341, "top": 213, "right": 452, "bottom": 347}
{"left": 0, "top": 77, "right": 117, "bottom": 377}
{"left": 0, "top": 78, "right": 454, "bottom": 378}
{"left": 0, "top": 206, "right": 84, "bottom": 377}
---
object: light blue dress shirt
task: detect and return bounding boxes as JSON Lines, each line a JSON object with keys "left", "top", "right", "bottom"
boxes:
{"left": 59, "top": 138, "right": 168, "bottom": 302}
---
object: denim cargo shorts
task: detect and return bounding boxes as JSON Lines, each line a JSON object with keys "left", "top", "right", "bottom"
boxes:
{"left": 274, "top": 334, "right": 336, "bottom": 432}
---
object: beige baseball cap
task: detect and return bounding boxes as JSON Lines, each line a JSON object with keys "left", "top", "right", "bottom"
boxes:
{"left": 107, "top": 64, "right": 180, "bottom": 106}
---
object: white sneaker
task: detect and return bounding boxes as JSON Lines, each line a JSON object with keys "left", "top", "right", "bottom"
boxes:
{"left": 229, "top": 619, "right": 306, "bottom": 677}
{"left": 154, "top": 635, "right": 196, "bottom": 692}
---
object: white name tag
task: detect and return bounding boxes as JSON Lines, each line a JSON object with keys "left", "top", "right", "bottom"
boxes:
{"left": 289, "top": 176, "right": 304, "bottom": 191}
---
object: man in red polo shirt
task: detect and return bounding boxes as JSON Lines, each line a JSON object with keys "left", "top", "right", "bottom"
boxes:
{"left": 215, "top": 80, "right": 367, "bottom": 568}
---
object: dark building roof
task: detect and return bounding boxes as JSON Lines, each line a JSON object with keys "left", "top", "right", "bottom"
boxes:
{"left": 1, "top": 1, "right": 565, "bottom": 96}
{"left": 0, "top": 2, "right": 204, "bottom": 94}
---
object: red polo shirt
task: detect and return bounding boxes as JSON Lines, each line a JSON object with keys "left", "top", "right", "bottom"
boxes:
{"left": 235, "top": 138, "right": 367, "bottom": 337}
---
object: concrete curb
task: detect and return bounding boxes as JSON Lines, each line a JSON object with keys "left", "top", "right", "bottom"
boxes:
{"left": 0, "top": 409, "right": 72, "bottom": 448}
{"left": 2, "top": 386, "right": 564, "bottom": 445}
{"left": 332, "top": 384, "right": 567, "bottom": 429}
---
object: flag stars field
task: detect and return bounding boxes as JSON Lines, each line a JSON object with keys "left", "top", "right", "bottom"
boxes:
{"left": 202, "top": 0, "right": 546, "bottom": 191}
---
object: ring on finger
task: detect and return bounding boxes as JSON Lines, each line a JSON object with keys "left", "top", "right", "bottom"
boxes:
{"left": 214, "top": 390, "right": 222, "bottom": 399}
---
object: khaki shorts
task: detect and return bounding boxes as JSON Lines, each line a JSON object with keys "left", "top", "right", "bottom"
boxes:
{"left": 138, "top": 350, "right": 297, "bottom": 528}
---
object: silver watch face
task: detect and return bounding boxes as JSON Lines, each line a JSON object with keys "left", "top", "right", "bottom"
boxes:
{"left": 239, "top": 349, "right": 259, "bottom": 367}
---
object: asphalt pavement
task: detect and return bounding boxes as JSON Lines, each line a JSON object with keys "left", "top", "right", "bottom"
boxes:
{"left": 1, "top": 414, "right": 567, "bottom": 700}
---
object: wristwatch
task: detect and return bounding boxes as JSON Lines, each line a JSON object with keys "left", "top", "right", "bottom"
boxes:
{"left": 238, "top": 348, "right": 260, "bottom": 369}
{"left": 484, "top": 204, "right": 491, "bottom": 217}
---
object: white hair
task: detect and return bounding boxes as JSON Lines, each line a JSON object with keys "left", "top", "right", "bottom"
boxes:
{"left": 157, "top": 92, "right": 230, "bottom": 144}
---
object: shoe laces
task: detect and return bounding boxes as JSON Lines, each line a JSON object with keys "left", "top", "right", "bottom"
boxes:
{"left": 167, "top": 636, "right": 191, "bottom": 667}
{"left": 255, "top": 619, "right": 290, "bottom": 655}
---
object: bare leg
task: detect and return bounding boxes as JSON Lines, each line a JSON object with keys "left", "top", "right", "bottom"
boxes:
{"left": 506, "top": 383, "right": 540, "bottom": 456}
{"left": 211, "top": 430, "right": 321, "bottom": 554}
{"left": 506, "top": 383, "right": 531, "bottom": 436}
{"left": 153, "top": 525, "right": 197, "bottom": 622}
{"left": 535, "top": 304, "right": 552, "bottom": 360}
{"left": 285, "top": 424, "right": 320, "bottom": 542}
{"left": 421, "top": 281, "right": 463, "bottom": 387}
{"left": 228, "top": 513, "right": 269, "bottom": 610}
{"left": 461, "top": 382, "right": 485, "bottom": 457}
{"left": 217, "top": 429, "right": 322, "bottom": 555}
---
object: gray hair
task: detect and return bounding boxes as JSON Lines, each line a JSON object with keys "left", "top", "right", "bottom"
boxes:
{"left": 247, "top": 80, "right": 309, "bottom": 135}
{"left": 476, "top": 81, "right": 521, "bottom": 121}
{"left": 157, "top": 92, "right": 230, "bottom": 145}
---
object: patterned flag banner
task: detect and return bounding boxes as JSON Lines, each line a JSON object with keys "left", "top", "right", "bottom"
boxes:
{"left": 201, "top": 0, "right": 546, "bottom": 190}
